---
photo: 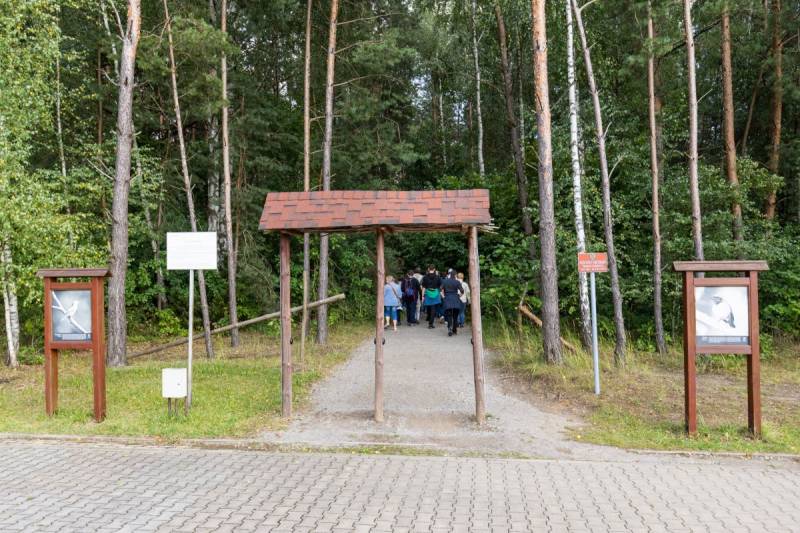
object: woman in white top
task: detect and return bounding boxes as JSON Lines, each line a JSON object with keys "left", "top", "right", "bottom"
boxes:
{"left": 457, "top": 272, "right": 470, "bottom": 327}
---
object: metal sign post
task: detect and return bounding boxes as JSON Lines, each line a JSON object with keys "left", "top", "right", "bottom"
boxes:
{"left": 578, "top": 252, "right": 609, "bottom": 395}
{"left": 166, "top": 232, "right": 217, "bottom": 414}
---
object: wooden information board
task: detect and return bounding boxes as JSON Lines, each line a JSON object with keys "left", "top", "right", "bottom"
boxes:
{"left": 36, "top": 268, "right": 110, "bottom": 422}
{"left": 673, "top": 260, "right": 768, "bottom": 437}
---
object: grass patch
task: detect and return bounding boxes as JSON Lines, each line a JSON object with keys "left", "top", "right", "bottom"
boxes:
{"left": 0, "top": 322, "right": 369, "bottom": 439}
{"left": 487, "top": 318, "right": 800, "bottom": 455}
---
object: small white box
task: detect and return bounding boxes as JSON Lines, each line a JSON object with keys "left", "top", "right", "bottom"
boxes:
{"left": 162, "top": 368, "right": 187, "bottom": 398}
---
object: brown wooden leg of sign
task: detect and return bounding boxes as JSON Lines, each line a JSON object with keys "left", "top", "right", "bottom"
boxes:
{"left": 43, "top": 277, "right": 58, "bottom": 416}
{"left": 279, "top": 233, "right": 292, "bottom": 418}
{"left": 683, "top": 272, "right": 697, "bottom": 436}
{"left": 468, "top": 226, "right": 486, "bottom": 425}
{"left": 91, "top": 277, "right": 106, "bottom": 421}
{"left": 374, "top": 229, "right": 385, "bottom": 423}
{"left": 45, "top": 349, "right": 58, "bottom": 416}
{"left": 747, "top": 272, "right": 761, "bottom": 437}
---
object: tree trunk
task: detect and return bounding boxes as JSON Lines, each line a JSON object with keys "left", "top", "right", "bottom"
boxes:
{"left": 740, "top": 60, "right": 765, "bottom": 156}
{"left": 471, "top": 0, "right": 485, "bottom": 179}
{"left": 207, "top": 0, "right": 221, "bottom": 235}
{"left": 495, "top": 4, "right": 536, "bottom": 263}
{"left": 221, "top": 0, "right": 239, "bottom": 347}
{"left": 647, "top": 1, "right": 666, "bottom": 356}
{"left": 163, "top": 0, "right": 215, "bottom": 359}
{"left": 318, "top": 0, "right": 339, "bottom": 345}
{"left": 571, "top": 0, "right": 627, "bottom": 364}
{"left": 564, "top": 0, "right": 592, "bottom": 350}
{"left": 56, "top": 56, "right": 70, "bottom": 213}
{"left": 1, "top": 244, "right": 19, "bottom": 368}
{"left": 721, "top": 2, "right": 744, "bottom": 243}
{"left": 107, "top": 0, "right": 141, "bottom": 367}
{"left": 683, "top": 0, "right": 705, "bottom": 260}
{"left": 531, "top": 0, "right": 562, "bottom": 365}
{"left": 301, "top": 0, "right": 312, "bottom": 360}
{"left": 765, "top": 0, "right": 782, "bottom": 220}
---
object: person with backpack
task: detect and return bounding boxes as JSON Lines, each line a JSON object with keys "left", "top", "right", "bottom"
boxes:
{"left": 421, "top": 265, "right": 442, "bottom": 328}
{"left": 383, "top": 275, "right": 402, "bottom": 331}
{"left": 401, "top": 270, "right": 421, "bottom": 325}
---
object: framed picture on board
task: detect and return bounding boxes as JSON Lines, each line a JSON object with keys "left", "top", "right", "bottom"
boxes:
{"left": 694, "top": 285, "right": 749, "bottom": 346}
{"left": 51, "top": 289, "right": 93, "bottom": 342}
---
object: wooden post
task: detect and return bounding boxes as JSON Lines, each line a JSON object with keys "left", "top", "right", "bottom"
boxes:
{"left": 747, "top": 271, "right": 761, "bottom": 437}
{"left": 91, "top": 277, "right": 107, "bottom": 421}
{"left": 683, "top": 271, "right": 697, "bottom": 436}
{"left": 279, "top": 233, "right": 292, "bottom": 418}
{"left": 468, "top": 226, "right": 486, "bottom": 425}
{"left": 374, "top": 229, "right": 385, "bottom": 423}
{"left": 43, "top": 277, "right": 58, "bottom": 416}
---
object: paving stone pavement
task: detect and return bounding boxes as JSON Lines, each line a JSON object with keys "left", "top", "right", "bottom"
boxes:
{"left": 1, "top": 439, "right": 799, "bottom": 532}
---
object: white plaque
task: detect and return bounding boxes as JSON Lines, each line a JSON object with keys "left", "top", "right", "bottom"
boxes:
{"left": 162, "top": 368, "right": 188, "bottom": 398}
{"left": 166, "top": 232, "right": 218, "bottom": 270}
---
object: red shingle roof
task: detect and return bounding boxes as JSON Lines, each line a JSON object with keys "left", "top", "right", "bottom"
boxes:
{"left": 259, "top": 190, "right": 491, "bottom": 233}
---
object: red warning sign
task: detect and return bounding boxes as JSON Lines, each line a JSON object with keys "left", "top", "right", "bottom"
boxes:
{"left": 578, "top": 252, "right": 609, "bottom": 273}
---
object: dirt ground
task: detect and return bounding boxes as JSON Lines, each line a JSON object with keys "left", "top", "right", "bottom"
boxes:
{"left": 261, "top": 322, "right": 635, "bottom": 460}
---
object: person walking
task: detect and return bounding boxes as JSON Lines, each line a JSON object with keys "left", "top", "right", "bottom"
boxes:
{"left": 413, "top": 267, "right": 423, "bottom": 319}
{"left": 442, "top": 269, "right": 464, "bottom": 336}
{"left": 421, "top": 265, "right": 442, "bottom": 328}
{"left": 457, "top": 271, "right": 470, "bottom": 328}
{"left": 401, "top": 270, "right": 421, "bottom": 325}
{"left": 383, "top": 275, "right": 402, "bottom": 331}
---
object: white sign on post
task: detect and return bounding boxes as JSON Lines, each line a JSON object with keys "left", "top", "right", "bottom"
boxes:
{"left": 166, "top": 232, "right": 217, "bottom": 413}
{"left": 167, "top": 232, "right": 218, "bottom": 271}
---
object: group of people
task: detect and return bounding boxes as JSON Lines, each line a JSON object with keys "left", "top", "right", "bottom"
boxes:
{"left": 383, "top": 265, "right": 471, "bottom": 337}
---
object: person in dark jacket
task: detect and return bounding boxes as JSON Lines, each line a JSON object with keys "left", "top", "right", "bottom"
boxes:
{"left": 421, "top": 265, "right": 442, "bottom": 328}
{"left": 400, "top": 270, "right": 421, "bottom": 325}
{"left": 441, "top": 269, "right": 464, "bottom": 336}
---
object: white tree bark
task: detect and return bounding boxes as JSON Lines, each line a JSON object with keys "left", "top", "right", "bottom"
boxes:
{"left": 1, "top": 244, "right": 19, "bottom": 368}
{"left": 470, "top": 0, "right": 485, "bottom": 178}
{"left": 565, "top": 0, "right": 592, "bottom": 351}
{"left": 571, "top": 0, "right": 627, "bottom": 364}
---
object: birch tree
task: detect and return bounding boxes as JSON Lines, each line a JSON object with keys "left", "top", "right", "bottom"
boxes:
{"left": 107, "top": 0, "right": 142, "bottom": 367}
{"left": 1, "top": 245, "right": 19, "bottom": 368}
{"left": 163, "top": 0, "right": 215, "bottom": 358}
{"left": 565, "top": 0, "right": 592, "bottom": 350}
{"left": 683, "top": 0, "right": 705, "bottom": 260}
{"left": 494, "top": 3, "right": 535, "bottom": 262}
{"left": 531, "top": 0, "right": 562, "bottom": 365}
{"left": 721, "top": 1, "right": 743, "bottom": 243}
{"left": 647, "top": 1, "right": 666, "bottom": 355}
{"left": 318, "top": 0, "right": 339, "bottom": 345}
{"left": 207, "top": 0, "right": 221, "bottom": 235}
{"left": 221, "top": 0, "right": 239, "bottom": 347}
{"left": 471, "top": 0, "right": 485, "bottom": 178}
{"left": 571, "top": 0, "right": 627, "bottom": 364}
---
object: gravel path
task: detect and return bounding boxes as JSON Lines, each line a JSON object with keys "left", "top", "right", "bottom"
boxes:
{"left": 262, "top": 323, "right": 631, "bottom": 460}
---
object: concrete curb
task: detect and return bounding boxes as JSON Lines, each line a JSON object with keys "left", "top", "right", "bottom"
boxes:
{"left": 1, "top": 432, "right": 798, "bottom": 464}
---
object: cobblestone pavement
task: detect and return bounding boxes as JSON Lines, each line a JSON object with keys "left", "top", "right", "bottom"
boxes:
{"left": 2, "top": 440, "right": 799, "bottom": 532}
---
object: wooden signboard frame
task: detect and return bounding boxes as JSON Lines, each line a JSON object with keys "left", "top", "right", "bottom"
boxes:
{"left": 37, "top": 268, "right": 110, "bottom": 422}
{"left": 673, "top": 260, "right": 768, "bottom": 437}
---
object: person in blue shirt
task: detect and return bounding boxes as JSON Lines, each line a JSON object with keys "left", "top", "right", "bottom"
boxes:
{"left": 383, "top": 275, "right": 402, "bottom": 331}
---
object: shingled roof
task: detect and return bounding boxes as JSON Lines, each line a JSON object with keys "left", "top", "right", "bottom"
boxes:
{"left": 259, "top": 189, "right": 491, "bottom": 233}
